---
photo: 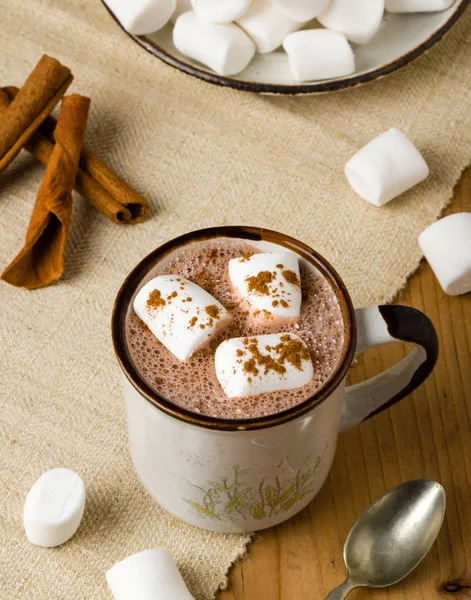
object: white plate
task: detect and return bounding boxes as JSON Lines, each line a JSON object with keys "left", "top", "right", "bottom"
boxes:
{"left": 104, "top": 1, "right": 469, "bottom": 94}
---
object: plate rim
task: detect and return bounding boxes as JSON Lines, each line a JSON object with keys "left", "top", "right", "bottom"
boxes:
{"left": 102, "top": 0, "right": 470, "bottom": 95}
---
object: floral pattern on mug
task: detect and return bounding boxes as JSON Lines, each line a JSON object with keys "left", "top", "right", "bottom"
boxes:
{"left": 183, "top": 445, "right": 328, "bottom": 522}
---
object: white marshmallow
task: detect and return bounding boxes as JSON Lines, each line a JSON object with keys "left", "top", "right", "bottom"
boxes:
{"left": 283, "top": 29, "right": 355, "bottom": 81}
{"left": 171, "top": 0, "right": 192, "bottom": 23}
{"left": 173, "top": 11, "right": 256, "bottom": 75}
{"left": 386, "top": 0, "right": 454, "bottom": 11}
{"left": 418, "top": 213, "right": 471, "bottom": 296}
{"left": 275, "top": 0, "right": 331, "bottom": 21}
{"left": 345, "top": 128, "right": 429, "bottom": 207}
{"left": 134, "top": 275, "right": 231, "bottom": 360}
{"left": 317, "top": 0, "right": 384, "bottom": 45}
{"left": 229, "top": 252, "right": 302, "bottom": 319}
{"left": 215, "top": 333, "right": 313, "bottom": 398}
{"left": 23, "top": 469, "right": 85, "bottom": 548}
{"left": 192, "top": 0, "right": 252, "bottom": 23}
{"left": 103, "top": 0, "right": 176, "bottom": 35}
{"left": 106, "top": 549, "right": 194, "bottom": 600}
{"left": 237, "top": 0, "right": 305, "bottom": 54}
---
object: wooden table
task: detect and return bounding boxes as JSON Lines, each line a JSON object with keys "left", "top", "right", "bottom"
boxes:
{"left": 220, "top": 168, "right": 471, "bottom": 600}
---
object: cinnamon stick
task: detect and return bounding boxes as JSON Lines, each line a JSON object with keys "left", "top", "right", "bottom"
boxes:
{"left": 0, "top": 87, "right": 149, "bottom": 224}
{"left": 42, "top": 117, "right": 150, "bottom": 224}
{"left": 0, "top": 55, "right": 72, "bottom": 173}
{"left": 1, "top": 95, "right": 90, "bottom": 290}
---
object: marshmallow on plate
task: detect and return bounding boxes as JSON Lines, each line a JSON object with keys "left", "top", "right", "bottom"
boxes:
{"left": 229, "top": 252, "right": 302, "bottom": 319}
{"left": 344, "top": 128, "right": 429, "bottom": 207}
{"left": 103, "top": 0, "right": 176, "bottom": 35}
{"left": 192, "top": 0, "right": 252, "bottom": 23}
{"left": 23, "top": 468, "right": 85, "bottom": 548}
{"left": 317, "top": 0, "right": 384, "bottom": 45}
{"left": 215, "top": 333, "right": 313, "bottom": 397}
{"left": 134, "top": 275, "right": 231, "bottom": 360}
{"left": 418, "top": 213, "right": 471, "bottom": 296}
{"left": 173, "top": 11, "right": 256, "bottom": 75}
{"left": 275, "top": 0, "right": 331, "bottom": 21}
{"left": 171, "top": 0, "right": 192, "bottom": 22}
{"left": 283, "top": 29, "right": 355, "bottom": 81}
{"left": 386, "top": 0, "right": 454, "bottom": 11}
{"left": 106, "top": 549, "right": 194, "bottom": 600}
{"left": 237, "top": 0, "right": 305, "bottom": 54}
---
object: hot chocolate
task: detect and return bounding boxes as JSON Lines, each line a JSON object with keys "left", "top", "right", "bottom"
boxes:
{"left": 125, "top": 237, "right": 345, "bottom": 420}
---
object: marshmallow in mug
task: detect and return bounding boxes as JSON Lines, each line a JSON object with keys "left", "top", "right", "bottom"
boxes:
{"left": 386, "top": 0, "right": 455, "bottom": 11}
{"left": 103, "top": 0, "right": 176, "bottom": 35}
{"left": 274, "top": 0, "right": 331, "bottom": 21}
{"left": 344, "top": 128, "right": 429, "bottom": 207}
{"left": 133, "top": 275, "right": 231, "bottom": 360}
{"left": 317, "top": 0, "right": 385, "bottom": 45}
{"left": 23, "top": 469, "right": 85, "bottom": 547}
{"left": 283, "top": 29, "right": 355, "bottom": 81}
{"left": 418, "top": 213, "right": 471, "bottom": 296}
{"left": 106, "top": 549, "right": 194, "bottom": 600}
{"left": 215, "top": 332, "right": 313, "bottom": 397}
{"left": 173, "top": 12, "right": 256, "bottom": 75}
{"left": 229, "top": 252, "right": 302, "bottom": 319}
{"left": 192, "top": 0, "right": 252, "bottom": 23}
{"left": 237, "top": 0, "right": 306, "bottom": 54}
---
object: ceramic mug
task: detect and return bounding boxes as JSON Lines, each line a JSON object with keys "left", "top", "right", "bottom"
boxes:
{"left": 112, "top": 226, "right": 438, "bottom": 533}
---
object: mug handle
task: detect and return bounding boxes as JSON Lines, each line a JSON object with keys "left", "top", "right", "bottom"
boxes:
{"left": 341, "top": 306, "right": 439, "bottom": 432}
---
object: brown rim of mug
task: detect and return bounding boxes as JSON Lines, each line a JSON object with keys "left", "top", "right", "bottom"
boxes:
{"left": 100, "top": 0, "right": 469, "bottom": 95}
{"left": 112, "top": 226, "right": 357, "bottom": 431}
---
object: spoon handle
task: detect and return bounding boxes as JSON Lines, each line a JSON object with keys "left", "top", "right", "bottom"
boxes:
{"left": 324, "top": 578, "right": 357, "bottom": 600}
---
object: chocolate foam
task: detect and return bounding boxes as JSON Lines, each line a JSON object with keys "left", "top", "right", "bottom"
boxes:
{"left": 126, "top": 238, "right": 345, "bottom": 420}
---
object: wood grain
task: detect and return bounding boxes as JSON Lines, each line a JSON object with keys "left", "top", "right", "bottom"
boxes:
{"left": 219, "top": 167, "right": 471, "bottom": 600}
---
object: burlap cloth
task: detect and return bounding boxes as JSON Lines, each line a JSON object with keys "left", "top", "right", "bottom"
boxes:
{"left": 0, "top": 1, "right": 470, "bottom": 598}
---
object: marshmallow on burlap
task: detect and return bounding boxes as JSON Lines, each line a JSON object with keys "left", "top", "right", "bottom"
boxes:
{"left": 275, "top": 0, "right": 331, "bottom": 21}
{"left": 173, "top": 11, "right": 256, "bottom": 75}
{"left": 106, "top": 549, "right": 194, "bottom": 600}
{"left": 134, "top": 275, "right": 231, "bottom": 360}
{"left": 103, "top": 0, "right": 176, "bottom": 35}
{"left": 317, "top": 0, "right": 384, "bottom": 44}
{"left": 192, "top": 0, "right": 252, "bottom": 23}
{"left": 171, "top": 0, "right": 192, "bottom": 22}
{"left": 386, "top": 0, "right": 455, "bottom": 11}
{"left": 229, "top": 252, "right": 302, "bottom": 319}
{"left": 344, "top": 128, "right": 429, "bottom": 207}
{"left": 237, "top": 0, "right": 305, "bottom": 54}
{"left": 418, "top": 213, "right": 471, "bottom": 296}
{"left": 23, "top": 469, "right": 85, "bottom": 548}
{"left": 215, "top": 333, "right": 313, "bottom": 397}
{"left": 283, "top": 29, "right": 355, "bottom": 81}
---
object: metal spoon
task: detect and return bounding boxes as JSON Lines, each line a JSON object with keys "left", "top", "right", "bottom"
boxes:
{"left": 325, "top": 479, "right": 446, "bottom": 599}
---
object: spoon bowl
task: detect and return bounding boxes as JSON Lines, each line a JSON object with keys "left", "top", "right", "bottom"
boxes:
{"left": 326, "top": 479, "right": 446, "bottom": 599}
